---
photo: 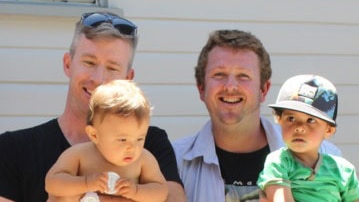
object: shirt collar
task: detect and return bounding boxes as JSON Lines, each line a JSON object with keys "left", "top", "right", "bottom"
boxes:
{"left": 182, "top": 120, "right": 219, "bottom": 165}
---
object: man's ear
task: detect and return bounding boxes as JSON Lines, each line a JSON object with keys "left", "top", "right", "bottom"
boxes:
{"left": 63, "top": 52, "right": 72, "bottom": 78}
{"left": 197, "top": 84, "right": 205, "bottom": 102}
{"left": 85, "top": 125, "right": 99, "bottom": 143}
{"left": 126, "top": 68, "right": 134, "bottom": 80}
{"left": 260, "top": 80, "right": 271, "bottom": 103}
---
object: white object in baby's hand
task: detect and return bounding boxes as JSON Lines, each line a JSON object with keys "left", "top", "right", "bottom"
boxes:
{"left": 80, "top": 192, "right": 100, "bottom": 202}
{"left": 106, "top": 171, "right": 120, "bottom": 194}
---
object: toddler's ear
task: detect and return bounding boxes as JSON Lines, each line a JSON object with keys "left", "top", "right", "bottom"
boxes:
{"left": 86, "top": 125, "right": 99, "bottom": 143}
{"left": 272, "top": 111, "right": 281, "bottom": 123}
{"left": 324, "top": 125, "right": 336, "bottom": 139}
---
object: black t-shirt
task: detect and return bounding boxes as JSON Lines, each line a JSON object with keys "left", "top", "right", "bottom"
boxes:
{"left": 0, "top": 119, "right": 182, "bottom": 202}
{"left": 216, "top": 145, "right": 270, "bottom": 201}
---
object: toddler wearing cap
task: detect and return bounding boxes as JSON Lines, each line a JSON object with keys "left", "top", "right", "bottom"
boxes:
{"left": 257, "top": 75, "right": 359, "bottom": 202}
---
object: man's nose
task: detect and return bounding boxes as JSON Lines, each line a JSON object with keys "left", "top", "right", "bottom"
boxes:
{"left": 224, "top": 76, "right": 239, "bottom": 92}
{"left": 91, "top": 66, "right": 111, "bottom": 85}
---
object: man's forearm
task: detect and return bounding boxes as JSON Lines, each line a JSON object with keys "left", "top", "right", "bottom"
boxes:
{"left": 99, "top": 181, "right": 187, "bottom": 202}
{"left": 99, "top": 194, "right": 135, "bottom": 202}
{"left": 166, "top": 181, "right": 187, "bottom": 202}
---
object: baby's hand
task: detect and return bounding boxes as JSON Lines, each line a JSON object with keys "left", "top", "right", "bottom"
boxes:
{"left": 85, "top": 172, "right": 108, "bottom": 193}
{"left": 115, "top": 178, "right": 137, "bottom": 199}
{"left": 105, "top": 172, "right": 120, "bottom": 194}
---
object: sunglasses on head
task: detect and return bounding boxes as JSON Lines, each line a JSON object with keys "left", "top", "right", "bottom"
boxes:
{"left": 81, "top": 12, "right": 137, "bottom": 36}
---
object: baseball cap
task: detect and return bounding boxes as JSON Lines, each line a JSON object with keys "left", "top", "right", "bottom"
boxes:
{"left": 269, "top": 74, "right": 338, "bottom": 126}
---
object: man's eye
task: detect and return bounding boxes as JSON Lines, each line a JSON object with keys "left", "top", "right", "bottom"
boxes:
{"left": 119, "top": 139, "right": 126, "bottom": 142}
{"left": 238, "top": 74, "right": 250, "bottom": 80}
{"left": 108, "top": 66, "right": 120, "bottom": 72}
{"left": 84, "top": 61, "right": 96, "bottom": 67}
{"left": 137, "top": 138, "right": 144, "bottom": 142}
{"left": 213, "top": 73, "right": 225, "bottom": 78}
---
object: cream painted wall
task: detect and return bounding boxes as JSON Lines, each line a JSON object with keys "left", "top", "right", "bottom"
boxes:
{"left": 1, "top": 1, "right": 359, "bottom": 169}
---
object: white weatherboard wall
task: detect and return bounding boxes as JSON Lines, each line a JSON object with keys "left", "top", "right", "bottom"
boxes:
{"left": 1, "top": 1, "right": 359, "bottom": 170}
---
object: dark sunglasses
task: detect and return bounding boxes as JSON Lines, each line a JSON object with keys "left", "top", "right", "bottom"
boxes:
{"left": 81, "top": 12, "right": 137, "bottom": 36}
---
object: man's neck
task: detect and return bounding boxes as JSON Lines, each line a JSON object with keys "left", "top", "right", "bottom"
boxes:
{"left": 213, "top": 116, "right": 268, "bottom": 153}
{"left": 58, "top": 112, "right": 89, "bottom": 145}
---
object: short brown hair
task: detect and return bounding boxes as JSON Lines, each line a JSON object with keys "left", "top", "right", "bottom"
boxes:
{"left": 195, "top": 30, "right": 271, "bottom": 90}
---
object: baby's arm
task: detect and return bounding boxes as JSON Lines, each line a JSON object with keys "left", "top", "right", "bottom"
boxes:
{"left": 45, "top": 146, "right": 108, "bottom": 197}
{"left": 264, "top": 184, "right": 295, "bottom": 202}
{"left": 115, "top": 149, "right": 168, "bottom": 202}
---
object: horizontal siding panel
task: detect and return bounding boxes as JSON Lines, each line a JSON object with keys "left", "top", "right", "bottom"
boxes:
{"left": 0, "top": 49, "right": 198, "bottom": 84}
{"left": 0, "top": 84, "right": 66, "bottom": 115}
{"left": 0, "top": 117, "right": 54, "bottom": 134}
{"left": 0, "top": 2, "right": 124, "bottom": 18}
{"left": 0, "top": 49, "right": 66, "bottom": 83}
{"left": 150, "top": 117, "right": 209, "bottom": 141}
{"left": 1, "top": 83, "right": 358, "bottom": 146}
{"left": 330, "top": 116, "right": 359, "bottom": 145}
{"left": 2, "top": 49, "right": 359, "bottom": 85}
{"left": 136, "top": 54, "right": 359, "bottom": 85}
{"left": 261, "top": 114, "right": 359, "bottom": 146}
{"left": 0, "top": 15, "right": 75, "bottom": 49}
{"left": 139, "top": 85, "right": 207, "bottom": 116}
{"left": 0, "top": 116, "right": 209, "bottom": 141}
{"left": 133, "top": 52, "right": 198, "bottom": 84}
{"left": 137, "top": 20, "right": 359, "bottom": 55}
{"left": 1, "top": 116, "right": 357, "bottom": 169}
{"left": 2, "top": 16, "right": 359, "bottom": 56}
{"left": 3, "top": 115, "right": 354, "bottom": 145}
{"left": 262, "top": 85, "right": 359, "bottom": 116}
{"left": 0, "top": 83, "right": 207, "bottom": 116}
{"left": 118, "top": 0, "right": 359, "bottom": 24}
{"left": 270, "top": 55, "right": 359, "bottom": 85}
{"left": 1, "top": 84, "right": 357, "bottom": 116}
{"left": 1, "top": 115, "right": 357, "bottom": 145}
{"left": 1, "top": 1, "right": 359, "bottom": 171}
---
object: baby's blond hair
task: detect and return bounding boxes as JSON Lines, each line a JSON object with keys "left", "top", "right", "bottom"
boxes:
{"left": 87, "top": 80, "right": 151, "bottom": 126}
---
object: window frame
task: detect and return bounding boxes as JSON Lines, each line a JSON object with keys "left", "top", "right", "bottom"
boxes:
{"left": 0, "top": 1, "right": 123, "bottom": 17}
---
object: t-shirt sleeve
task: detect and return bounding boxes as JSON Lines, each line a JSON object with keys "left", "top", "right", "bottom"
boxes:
{"left": 257, "top": 149, "right": 291, "bottom": 190}
{"left": 145, "top": 126, "right": 183, "bottom": 186}
{"left": 341, "top": 164, "right": 359, "bottom": 201}
{"left": 0, "top": 132, "right": 22, "bottom": 201}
